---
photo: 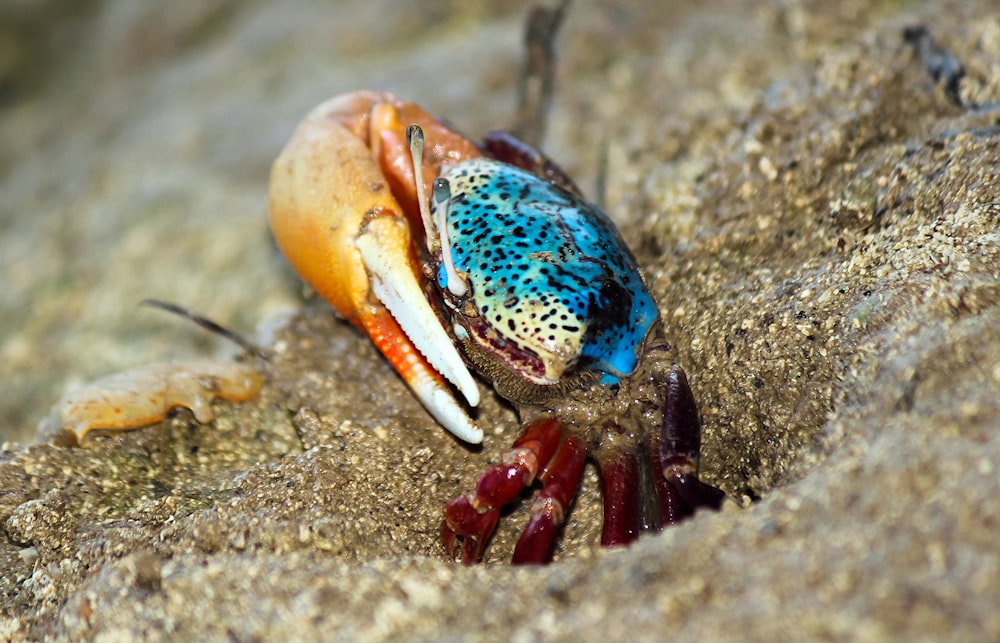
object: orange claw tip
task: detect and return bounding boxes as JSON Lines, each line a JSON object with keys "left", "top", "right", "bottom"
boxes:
{"left": 358, "top": 304, "right": 482, "bottom": 444}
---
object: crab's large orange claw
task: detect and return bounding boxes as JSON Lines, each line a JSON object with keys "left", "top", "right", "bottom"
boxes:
{"left": 269, "top": 93, "right": 482, "bottom": 443}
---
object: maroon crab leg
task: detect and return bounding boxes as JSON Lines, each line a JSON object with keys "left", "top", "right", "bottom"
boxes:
{"left": 511, "top": 433, "right": 588, "bottom": 564}
{"left": 598, "top": 446, "right": 641, "bottom": 547}
{"left": 442, "top": 418, "right": 562, "bottom": 564}
{"left": 654, "top": 365, "right": 726, "bottom": 523}
{"left": 597, "top": 365, "right": 726, "bottom": 546}
{"left": 442, "top": 366, "right": 725, "bottom": 564}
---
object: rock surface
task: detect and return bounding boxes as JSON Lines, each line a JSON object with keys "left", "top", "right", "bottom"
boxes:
{"left": 1, "top": 0, "right": 998, "bottom": 640}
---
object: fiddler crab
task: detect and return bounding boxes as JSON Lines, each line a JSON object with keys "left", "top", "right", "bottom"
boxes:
{"left": 269, "top": 91, "right": 725, "bottom": 564}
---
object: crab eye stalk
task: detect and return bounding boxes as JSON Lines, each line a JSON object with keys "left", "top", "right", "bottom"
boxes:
{"left": 408, "top": 123, "right": 468, "bottom": 299}
{"left": 407, "top": 123, "right": 440, "bottom": 256}
{"left": 432, "top": 178, "right": 469, "bottom": 297}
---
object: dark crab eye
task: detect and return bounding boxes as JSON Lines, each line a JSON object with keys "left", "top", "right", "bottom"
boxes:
{"left": 432, "top": 177, "right": 451, "bottom": 202}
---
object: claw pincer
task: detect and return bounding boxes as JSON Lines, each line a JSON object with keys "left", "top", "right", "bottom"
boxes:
{"left": 268, "top": 91, "right": 725, "bottom": 565}
{"left": 269, "top": 92, "right": 483, "bottom": 443}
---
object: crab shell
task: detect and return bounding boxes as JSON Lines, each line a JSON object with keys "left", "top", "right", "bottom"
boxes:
{"left": 268, "top": 91, "right": 486, "bottom": 442}
{"left": 430, "top": 157, "right": 659, "bottom": 404}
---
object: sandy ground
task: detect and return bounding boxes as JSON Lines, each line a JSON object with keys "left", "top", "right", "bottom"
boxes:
{"left": 1, "top": 0, "right": 998, "bottom": 640}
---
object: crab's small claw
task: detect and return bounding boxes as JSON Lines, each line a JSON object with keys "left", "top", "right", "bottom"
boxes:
{"left": 269, "top": 98, "right": 482, "bottom": 443}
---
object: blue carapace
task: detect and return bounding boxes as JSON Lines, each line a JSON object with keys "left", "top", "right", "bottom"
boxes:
{"left": 434, "top": 158, "right": 658, "bottom": 389}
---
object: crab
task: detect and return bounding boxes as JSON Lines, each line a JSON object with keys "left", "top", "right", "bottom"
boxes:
{"left": 268, "top": 91, "right": 725, "bottom": 564}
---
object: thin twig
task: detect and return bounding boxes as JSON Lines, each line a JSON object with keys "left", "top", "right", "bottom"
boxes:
{"left": 514, "top": 0, "right": 571, "bottom": 148}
